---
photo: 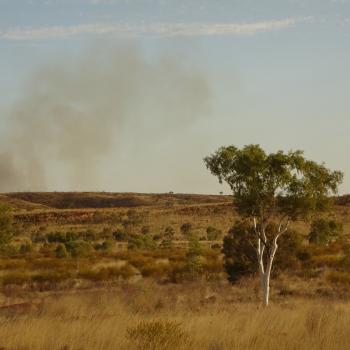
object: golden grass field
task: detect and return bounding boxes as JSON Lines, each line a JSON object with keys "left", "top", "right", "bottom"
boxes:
{"left": 0, "top": 282, "right": 350, "bottom": 350}
{"left": 0, "top": 192, "right": 349, "bottom": 349}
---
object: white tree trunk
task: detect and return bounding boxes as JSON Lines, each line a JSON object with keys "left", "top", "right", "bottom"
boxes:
{"left": 262, "top": 273, "right": 270, "bottom": 307}
{"left": 253, "top": 217, "right": 289, "bottom": 306}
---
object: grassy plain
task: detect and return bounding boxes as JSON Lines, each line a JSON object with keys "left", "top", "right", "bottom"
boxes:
{"left": 0, "top": 192, "right": 349, "bottom": 349}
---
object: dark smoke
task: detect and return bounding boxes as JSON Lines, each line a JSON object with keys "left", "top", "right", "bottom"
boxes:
{"left": 0, "top": 43, "right": 211, "bottom": 191}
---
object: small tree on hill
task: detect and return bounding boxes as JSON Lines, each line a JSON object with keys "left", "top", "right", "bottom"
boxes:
{"left": 204, "top": 144, "right": 343, "bottom": 306}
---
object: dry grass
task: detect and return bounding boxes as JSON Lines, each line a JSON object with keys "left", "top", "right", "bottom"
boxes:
{"left": 0, "top": 283, "right": 350, "bottom": 350}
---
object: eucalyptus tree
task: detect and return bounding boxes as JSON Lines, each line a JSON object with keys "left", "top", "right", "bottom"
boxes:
{"left": 204, "top": 144, "right": 343, "bottom": 306}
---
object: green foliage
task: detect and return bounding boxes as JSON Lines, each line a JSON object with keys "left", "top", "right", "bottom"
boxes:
{"left": 308, "top": 218, "right": 343, "bottom": 245}
{"left": 65, "top": 241, "right": 92, "bottom": 258}
{"left": 128, "top": 235, "right": 156, "bottom": 251}
{"left": 223, "top": 221, "right": 305, "bottom": 282}
{"left": 206, "top": 226, "right": 222, "bottom": 241}
{"left": 55, "top": 244, "right": 68, "bottom": 258}
{"left": 47, "top": 231, "right": 78, "bottom": 244}
{"left": 180, "top": 223, "right": 192, "bottom": 237}
{"left": 113, "top": 229, "right": 128, "bottom": 241}
{"left": 204, "top": 144, "right": 343, "bottom": 220}
{"left": 0, "top": 205, "right": 13, "bottom": 246}
{"left": 222, "top": 220, "right": 256, "bottom": 282}
{"left": 185, "top": 236, "right": 202, "bottom": 280}
{"left": 274, "top": 229, "right": 305, "bottom": 271}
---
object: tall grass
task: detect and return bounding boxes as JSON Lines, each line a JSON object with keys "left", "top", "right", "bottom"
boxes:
{"left": 0, "top": 286, "right": 349, "bottom": 350}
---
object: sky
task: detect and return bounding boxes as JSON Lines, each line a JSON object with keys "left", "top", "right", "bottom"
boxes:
{"left": 0, "top": 0, "right": 350, "bottom": 194}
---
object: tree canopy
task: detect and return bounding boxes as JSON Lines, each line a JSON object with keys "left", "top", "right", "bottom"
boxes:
{"left": 204, "top": 144, "right": 343, "bottom": 221}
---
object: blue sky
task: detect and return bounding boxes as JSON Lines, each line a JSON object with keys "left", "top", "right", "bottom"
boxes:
{"left": 0, "top": 0, "right": 350, "bottom": 193}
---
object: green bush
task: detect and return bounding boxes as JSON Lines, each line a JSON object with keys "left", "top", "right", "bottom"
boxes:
{"left": 222, "top": 220, "right": 256, "bottom": 283}
{"left": 128, "top": 235, "right": 156, "bottom": 251}
{"left": 308, "top": 218, "right": 343, "bottom": 245}
{"left": 113, "top": 229, "right": 128, "bottom": 242}
{"left": 180, "top": 223, "right": 192, "bottom": 237}
{"left": 47, "top": 232, "right": 66, "bottom": 243}
{"left": 185, "top": 236, "right": 202, "bottom": 280}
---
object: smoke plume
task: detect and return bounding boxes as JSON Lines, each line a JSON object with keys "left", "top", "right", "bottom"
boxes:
{"left": 0, "top": 43, "right": 211, "bottom": 192}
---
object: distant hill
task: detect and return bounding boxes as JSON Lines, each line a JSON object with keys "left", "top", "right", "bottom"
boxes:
{"left": 1, "top": 192, "right": 232, "bottom": 210}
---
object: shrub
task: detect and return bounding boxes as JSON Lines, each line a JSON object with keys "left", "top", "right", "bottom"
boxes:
{"left": 19, "top": 242, "right": 32, "bottom": 254}
{"left": 128, "top": 235, "right": 156, "bottom": 251}
{"left": 65, "top": 241, "right": 92, "bottom": 258}
{"left": 308, "top": 218, "right": 343, "bottom": 245}
{"left": 185, "top": 236, "right": 202, "bottom": 280}
{"left": 206, "top": 226, "right": 222, "bottom": 241}
{"left": 153, "top": 234, "right": 162, "bottom": 242}
{"left": 275, "top": 229, "right": 304, "bottom": 272}
{"left": 222, "top": 220, "right": 256, "bottom": 283}
{"left": 180, "top": 223, "right": 192, "bottom": 237}
{"left": 82, "top": 229, "right": 97, "bottom": 241}
{"left": 46, "top": 232, "right": 66, "bottom": 243}
{"left": 65, "top": 231, "right": 78, "bottom": 242}
{"left": 127, "top": 321, "right": 188, "bottom": 350}
{"left": 113, "top": 229, "right": 128, "bottom": 242}
{"left": 164, "top": 226, "right": 175, "bottom": 239}
{"left": 55, "top": 244, "right": 68, "bottom": 258}
{"left": 95, "top": 240, "right": 114, "bottom": 252}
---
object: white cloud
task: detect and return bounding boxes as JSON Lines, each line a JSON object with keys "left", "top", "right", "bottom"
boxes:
{"left": 0, "top": 18, "right": 308, "bottom": 40}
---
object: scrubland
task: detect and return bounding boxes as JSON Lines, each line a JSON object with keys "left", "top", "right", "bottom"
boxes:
{"left": 0, "top": 192, "right": 349, "bottom": 349}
